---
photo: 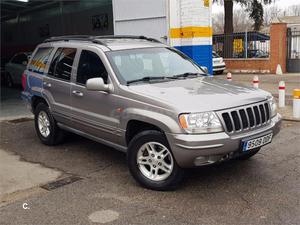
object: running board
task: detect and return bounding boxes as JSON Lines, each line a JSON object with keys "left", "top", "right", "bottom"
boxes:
{"left": 57, "top": 123, "right": 127, "bottom": 153}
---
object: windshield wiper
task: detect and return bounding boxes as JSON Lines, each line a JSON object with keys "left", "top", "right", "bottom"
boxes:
{"left": 171, "top": 72, "right": 201, "bottom": 79}
{"left": 127, "top": 76, "right": 168, "bottom": 85}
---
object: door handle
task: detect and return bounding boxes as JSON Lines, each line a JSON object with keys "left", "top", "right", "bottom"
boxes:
{"left": 72, "top": 90, "right": 83, "bottom": 97}
{"left": 43, "top": 82, "right": 51, "bottom": 88}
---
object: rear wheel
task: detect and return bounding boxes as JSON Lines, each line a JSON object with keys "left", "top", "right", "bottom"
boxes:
{"left": 235, "top": 148, "right": 261, "bottom": 160}
{"left": 127, "top": 130, "right": 184, "bottom": 191}
{"left": 34, "top": 102, "right": 64, "bottom": 145}
{"left": 215, "top": 70, "right": 224, "bottom": 75}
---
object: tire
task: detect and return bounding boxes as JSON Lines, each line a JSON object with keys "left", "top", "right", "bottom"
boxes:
{"left": 216, "top": 70, "right": 224, "bottom": 75}
{"left": 127, "top": 130, "right": 184, "bottom": 191}
{"left": 235, "top": 148, "right": 261, "bottom": 160}
{"left": 5, "top": 73, "right": 13, "bottom": 88}
{"left": 34, "top": 102, "right": 64, "bottom": 145}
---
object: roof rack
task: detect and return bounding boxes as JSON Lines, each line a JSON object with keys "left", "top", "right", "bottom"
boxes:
{"left": 43, "top": 35, "right": 107, "bottom": 45}
{"left": 94, "top": 35, "right": 162, "bottom": 43}
{"left": 43, "top": 35, "right": 162, "bottom": 45}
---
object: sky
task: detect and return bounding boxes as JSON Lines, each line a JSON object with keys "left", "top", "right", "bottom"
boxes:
{"left": 212, "top": 0, "right": 300, "bottom": 13}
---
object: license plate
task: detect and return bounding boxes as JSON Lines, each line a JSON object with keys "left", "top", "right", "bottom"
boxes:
{"left": 242, "top": 133, "right": 273, "bottom": 152}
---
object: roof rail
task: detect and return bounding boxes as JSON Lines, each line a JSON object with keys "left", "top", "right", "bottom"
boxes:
{"left": 94, "top": 35, "right": 162, "bottom": 43}
{"left": 44, "top": 35, "right": 162, "bottom": 44}
{"left": 43, "top": 35, "right": 107, "bottom": 45}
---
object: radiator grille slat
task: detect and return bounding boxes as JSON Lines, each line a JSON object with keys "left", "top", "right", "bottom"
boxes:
{"left": 247, "top": 108, "right": 255, "bottom": 127}
{"left": 239, "top": 109, "right": 249, "bottom": 129}
{"left": 253, "top": 106, "right": 261, "bottom": 125}
{"left": 221, "top": 102, "right": 271, "bottom": 133}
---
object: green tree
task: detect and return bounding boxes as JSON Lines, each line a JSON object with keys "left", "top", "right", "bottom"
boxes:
{"left": 249, "top": 0, "right": 264, "bottom": 31}
{"left": 213, "top": 0, "right": 273, "bottom": 57}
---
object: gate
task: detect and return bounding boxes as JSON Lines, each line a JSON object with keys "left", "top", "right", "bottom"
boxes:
{"left": 287, "top": 28, "right": 300, "bottom": 72}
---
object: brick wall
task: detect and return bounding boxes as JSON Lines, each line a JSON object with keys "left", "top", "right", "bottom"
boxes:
{"left": 224, "top": 22, "right": 287, "bottom": 74}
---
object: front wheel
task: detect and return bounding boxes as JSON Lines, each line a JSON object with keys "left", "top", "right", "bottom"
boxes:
{"left": 127, "top": 130, "right": 184, "bottom": 191}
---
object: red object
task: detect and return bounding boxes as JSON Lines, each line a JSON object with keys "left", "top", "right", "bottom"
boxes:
{"left": 226, "top": 73, "right": 232, "bottom": 80}
{"left": 279, "top": 86, "right": 285, "bottom": 90}
{"left": 253, "top": 80, "right": 259, "bottom": 83}
{"left": 22, "top": 72, "right": 27, "bottom": 90}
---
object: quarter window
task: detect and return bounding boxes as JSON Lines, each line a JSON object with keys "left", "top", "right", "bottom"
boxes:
{"left": 28, "top": 48, "right": 53, "bottom": 74}
{"left": 48, "top": 48, "right": 76, "bottom": 81}
{"left": 76, "top": 50, "right": 108, "bottom": 85}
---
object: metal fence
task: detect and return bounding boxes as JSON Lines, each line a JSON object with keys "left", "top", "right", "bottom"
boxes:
{"left": 213, "top": 31, "right": 270, "bottom": 59}
{"left": 287, "top": 29, "right": 300, "bottom": 72}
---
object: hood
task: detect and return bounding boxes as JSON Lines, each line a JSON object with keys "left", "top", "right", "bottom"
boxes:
{"left": 128, "top": 77, "right": 271, "bottom": 112}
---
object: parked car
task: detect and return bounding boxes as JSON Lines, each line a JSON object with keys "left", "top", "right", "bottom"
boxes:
{"left": 5, "top": 52, "right": 31, "bottom": 87}
{"left": 235, "top": 49, "right": 269, "bottom": 59}
{"left": 213, "top": 51, "right": 226, "bottom": 74}
{"left": 247, "top": 49, "right": 269, "bottom": 58}
{"left": 22, "top": 36, "right": 281, "bottom": 190}
{"left": 0, "top": 57, "right": 9, "bottom": 85}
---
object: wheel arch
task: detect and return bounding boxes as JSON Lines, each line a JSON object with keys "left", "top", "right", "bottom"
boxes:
{"left": 122, "top": 108, "right": 182, "bottom": 145}
{"left": 31, "top": 95, "right": 50, "bottom": 113}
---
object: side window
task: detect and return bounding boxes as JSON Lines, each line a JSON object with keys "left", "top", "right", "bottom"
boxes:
{"left": 76, "top": 50, "right": 108, "bottom": 85}
{"left": 11, "top": 54, "right": 27, "bottom": 64}
{"left": 48, "top": 48, "right": 62, "bottom": 76}
{"left": 48, "top": 48, "right": 76, "bottom": 81}
{"left": 28, "top": 48, "right": 53, "bottom": 74}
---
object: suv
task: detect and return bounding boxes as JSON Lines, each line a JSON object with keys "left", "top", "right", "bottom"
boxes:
{"left": 22, "top": 35, "right": 281, "bottom": 190}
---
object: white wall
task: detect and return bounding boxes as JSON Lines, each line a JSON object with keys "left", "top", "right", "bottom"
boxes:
{"left": 112, "top": 0, "right": 168, "bottom": 43}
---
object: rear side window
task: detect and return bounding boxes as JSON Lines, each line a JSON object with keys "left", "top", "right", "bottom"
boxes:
{"left": 48, "top": 48, "right": 76, "bottom": 81}
{"left": 76, "top": 50, "right": 108, "bottom": 85}
{"left": 11, "top": 53, "right": 28, "bottom": 64}
{"left": 28, "top": 48, "right": 53, "bottom": 74}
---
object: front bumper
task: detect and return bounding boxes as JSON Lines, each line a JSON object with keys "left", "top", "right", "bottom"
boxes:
{"left": 213, "top": 63, "right": 226, "bottom": 71}
{"left": 166, "top": 113, "right": 282, "bottom": 168}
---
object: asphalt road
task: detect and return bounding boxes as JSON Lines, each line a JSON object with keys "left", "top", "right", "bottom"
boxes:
{"left": 0, "top": 120, "right": 299, "bottom": 225}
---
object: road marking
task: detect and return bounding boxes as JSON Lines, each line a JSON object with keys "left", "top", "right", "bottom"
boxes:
{"left": 88, "top": 210, "right": 119, "bottom": 223}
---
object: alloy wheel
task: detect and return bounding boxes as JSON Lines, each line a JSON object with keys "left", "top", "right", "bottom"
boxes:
{"left": 137, "top": 142, "right": 174, "bottom": 181}
{"left": 38, "top": 111, "right": 50, "bottom": 138}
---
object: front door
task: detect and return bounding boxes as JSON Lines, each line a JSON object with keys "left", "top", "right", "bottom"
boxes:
{"left": 70, "top": 48, "right": 121, "bottom": 144}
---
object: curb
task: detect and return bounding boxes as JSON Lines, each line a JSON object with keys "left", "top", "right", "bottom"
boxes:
{"left": 282, "top": 117, "right": 300, "bottom": 122}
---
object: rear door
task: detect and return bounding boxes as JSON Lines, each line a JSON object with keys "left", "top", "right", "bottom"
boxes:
{"left": 70, "top": 48, "right": 121, "bottom": 144}
{"left": 43, "top": 47, "right": 77, "bottom": 125}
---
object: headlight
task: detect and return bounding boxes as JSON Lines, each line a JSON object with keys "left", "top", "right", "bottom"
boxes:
{"left": 269, "top": 97, "right": 277, "bottom": 117}
{"left": 179, "top": 112, "right": 223, "bottom": 133}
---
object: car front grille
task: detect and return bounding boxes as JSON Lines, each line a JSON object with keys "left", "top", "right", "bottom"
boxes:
{"left": 219, "top": 101, "right": 271, "bottom": 133}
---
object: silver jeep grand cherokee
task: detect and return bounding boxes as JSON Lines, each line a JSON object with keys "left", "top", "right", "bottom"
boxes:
{"left": 22, "top": 35, "right": 281, "bottom": 190}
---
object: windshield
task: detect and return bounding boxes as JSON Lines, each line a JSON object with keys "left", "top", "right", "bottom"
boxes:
{"left": 212, "top": 52, "right": 220, "bottom": 58}
{"left": 106, "top": 47, "right": 203, "bottom": 84}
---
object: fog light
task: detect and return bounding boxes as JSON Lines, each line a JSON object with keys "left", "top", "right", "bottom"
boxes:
{"left": 194, "top": 156, "right": 210, "bottom": 166}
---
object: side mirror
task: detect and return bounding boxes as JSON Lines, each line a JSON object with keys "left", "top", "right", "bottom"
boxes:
{"left": 201, "top": 66, "right": 208, "bottom": 74}
{"left": 86, "top": 77, "right": 111, "bottom": 92}
{"left": 22, "top": 61, "right": 28, "bottom": 66}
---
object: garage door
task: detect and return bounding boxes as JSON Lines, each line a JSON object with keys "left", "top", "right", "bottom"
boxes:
{"left": 112, "top": 0, "right": 168, "bottom": 44}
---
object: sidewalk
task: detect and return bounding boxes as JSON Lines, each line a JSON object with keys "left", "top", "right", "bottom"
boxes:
{"left": 0, "top": 87, "right": 33, "bottom": 122}
{"left": 219, "top": 73, "right": 300, "bottom": 122}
